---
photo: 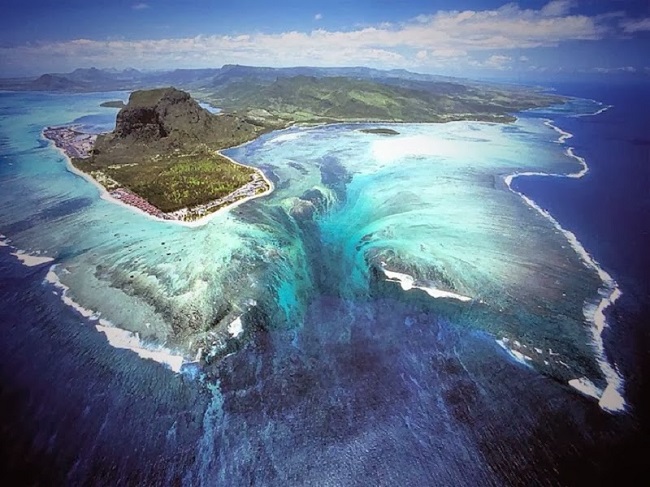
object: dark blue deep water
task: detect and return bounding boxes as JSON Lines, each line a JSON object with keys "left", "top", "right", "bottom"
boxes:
{"left": 515, "top": 82, "right": 650, "bottom": 427}
{"left": 1, "top": 83, "right": 649, "bottom": 485}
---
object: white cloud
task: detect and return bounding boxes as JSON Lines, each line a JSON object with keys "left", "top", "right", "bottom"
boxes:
{"left": 621, "top": 18, "right": 650, "bottom": 33}
{"left": 471, "top": 55, "right": 513, "bottom": 70}
{"left": 132, "top": 3, "right": 149, "bottom": 10}
{"left": 431, "top": 48, "right": 467, "bottom": 58}
{"left": 592, "top": 66, "right": 637, "bottom": 73}
{"left": 314, "top": 13, "right": 323, "bottom": 21}
{"left": 0, "top": 1, "right": 620, "bottom": 74}
{"left": 540, "top": 0, "right": 576, "bottom": 17}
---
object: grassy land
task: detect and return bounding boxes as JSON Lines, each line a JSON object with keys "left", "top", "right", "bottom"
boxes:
{"left": 75, "top": 151, "right": 255, "bottom": 212}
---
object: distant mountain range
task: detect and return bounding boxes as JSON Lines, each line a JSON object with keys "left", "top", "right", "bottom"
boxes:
{"left": 0, "top": 64, "right": 476, "bottom": 93}
{"left": 1, "top": 64, "right": 564, "bottom": 126}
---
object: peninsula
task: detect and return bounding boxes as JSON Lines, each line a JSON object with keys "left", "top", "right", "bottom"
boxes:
{"left": 46, "top": 87, "right": 276, "bottom": 222}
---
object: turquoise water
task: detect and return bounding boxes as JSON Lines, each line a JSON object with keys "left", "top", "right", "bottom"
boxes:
{"left": 2, "top": 87, "right": 646, "bottom": 484}
{"left": 0, "top": 91, "right": 607, "bottom": 396}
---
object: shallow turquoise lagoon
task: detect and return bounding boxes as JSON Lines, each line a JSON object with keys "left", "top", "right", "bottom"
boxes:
{"left": 0, "top": 92, "right": 617, "bottom": 408}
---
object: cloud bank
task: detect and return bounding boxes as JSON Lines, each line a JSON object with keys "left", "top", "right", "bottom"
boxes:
{"left": 0, "top": 1, "right": 638, "bottom": 75}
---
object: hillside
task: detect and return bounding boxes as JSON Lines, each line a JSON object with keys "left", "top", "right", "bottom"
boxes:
{"left": 92, "top": 87, "right": 281, "bottom": 161}
{"left": 29, "top": 74, "right": 88, "bottom": 91}
{"left": 39, "top": 70, "right": 567, "bottom": 217}
{"left": 205, "top": 74, "right": 563, "bottom": 124}
{"left": 2, "top": 65, "right": 565, "bottom": 126}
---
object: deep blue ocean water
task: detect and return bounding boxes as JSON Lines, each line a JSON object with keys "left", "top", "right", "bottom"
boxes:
{"left": 515, "top": 82, "right": 650, "bottom": 470}
{"left": 0, "top": 83, "right": 648, "bottom": 484}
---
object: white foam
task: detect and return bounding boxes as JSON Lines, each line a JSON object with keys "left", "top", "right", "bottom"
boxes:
{"left": 496, "top": 339, "right": 532, "bottom": 366}
{"left": 45, "top": 266, "right": 97, "bottom": 319}
{"left": 382, "top": 268, "right": 415, "bottom": 291}
{"left": 599, "top": 382, "right": 627, "bottom": 412}
{"left": 589, "top": 105, "right": 612, "bottom": 117}
{"left": 565, "top": 147, "right": 589, "bottom": 178}
{"left": 96, "top": 324, "right": 184, "bottom": 373}
{"left": 11, "top": 251, "right": 54, "bottom": 267}
{"left": 568, "top": 377, "right": 603, "bottom": 401}
{"left": 228, "top": 316, "right": 244, "bottom": 338}
{"left": 544, "top": 119, "right": 573, "bottom": 144}
{"left": 381, "top": 266, "right": 472, "bottom": 302}
{"left": 418, "top": 285, "right": 473, "bottom": 302}
{"left": 0, "top": 235, "right": 54, "bottom": 267}
{"left": 44, "top": 265, "right": 185, "bottom": 373}
{"left": 572, "top": 102, "right": 613, "bottom": 118}
{"left": 504, "top": 118, "right": 626, "bottom": 413}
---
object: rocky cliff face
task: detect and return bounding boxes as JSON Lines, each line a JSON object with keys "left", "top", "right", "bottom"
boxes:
{"left": 92, "top": 87, "right": 266, "bottom": 162}
{"left": 98, "top": 87, "right": 216, "bottom": 150}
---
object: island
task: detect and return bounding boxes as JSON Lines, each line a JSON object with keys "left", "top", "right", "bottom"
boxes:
{"left": 359, "top": 128, "right": 400, "bottom": 135}
{"left": 100, "top": 100, "right": 126, "bottom": 108}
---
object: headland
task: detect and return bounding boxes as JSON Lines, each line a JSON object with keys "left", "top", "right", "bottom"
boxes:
{"left": 44, "top": 88, "right": 276, "bottom": 224}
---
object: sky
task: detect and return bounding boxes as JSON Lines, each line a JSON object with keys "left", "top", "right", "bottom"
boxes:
{"left": 1, "top": 0, "right": 649, "bottom": 80}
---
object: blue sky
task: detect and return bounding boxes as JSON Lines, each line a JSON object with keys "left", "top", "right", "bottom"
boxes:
{"left": 1, "top": 0, "right": 649, "bottom": 79}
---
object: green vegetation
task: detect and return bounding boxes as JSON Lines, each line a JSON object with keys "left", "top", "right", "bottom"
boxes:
{"left": 71, "top": 74, "right": 565, "bottom": 215}
{"left": 204, "top": 75, "right": 563, "bottom": 125}
{"left": 82, "top": 87, "right": 273, "bottom": 214}
{"left": 83, "top": 152, "right": 252, "bottom": 212}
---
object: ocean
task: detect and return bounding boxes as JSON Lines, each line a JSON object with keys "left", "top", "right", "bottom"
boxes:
{"left": 0, "top": 83, "right": 647, "bottom": 484}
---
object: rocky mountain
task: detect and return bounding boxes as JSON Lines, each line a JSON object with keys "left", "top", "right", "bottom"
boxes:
{"left": 92, "top": 87, "right": 269, "bottom": 162}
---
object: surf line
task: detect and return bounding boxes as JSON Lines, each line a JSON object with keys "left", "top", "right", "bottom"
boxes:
{"left": 0, "top": 234, "right": 55, "bottom": 267}
{"left": 43, "top": 263, "right": 185, "bottom": 373}
{"left": 504, "top": 116, "right": 625, "bottom": 413}
{"left": 573, "top": 100, "right": 613, "bottom": 118}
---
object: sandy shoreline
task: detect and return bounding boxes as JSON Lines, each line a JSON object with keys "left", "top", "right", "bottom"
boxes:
{"left": 42, "top": 125, "right": 275, "bottom": 228}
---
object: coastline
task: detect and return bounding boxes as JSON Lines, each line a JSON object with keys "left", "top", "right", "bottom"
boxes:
{"left": 503, "top": 106, "right": 626, "bottom": 413}
{"left": 42, "top": 126, "right": 275, "bottom": 228}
